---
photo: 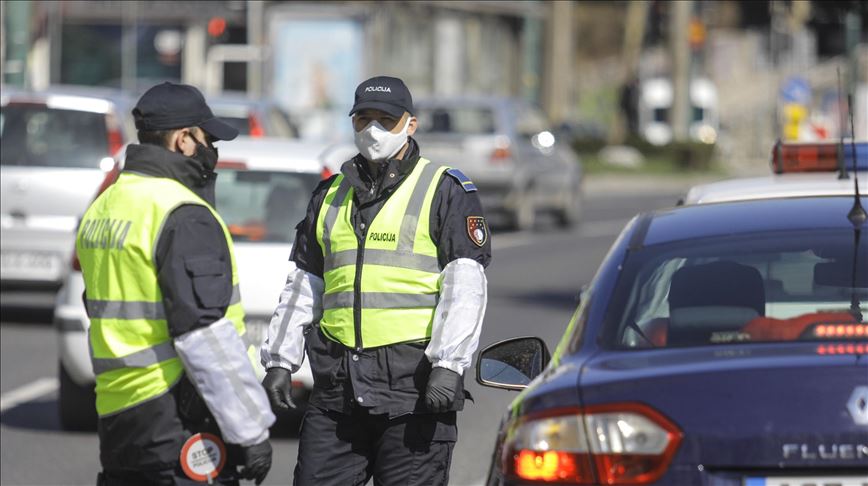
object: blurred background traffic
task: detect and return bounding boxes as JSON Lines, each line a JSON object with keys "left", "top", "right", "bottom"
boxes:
{"left": 0, "top": 2, "right": 866, "bottom": 485}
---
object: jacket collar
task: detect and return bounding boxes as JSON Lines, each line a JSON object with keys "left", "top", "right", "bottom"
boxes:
{"left": 340, "top": 137, "right": 421, "bottom": 201}
{"left": 122, "top": 143, "right": 217, "bottom": 205}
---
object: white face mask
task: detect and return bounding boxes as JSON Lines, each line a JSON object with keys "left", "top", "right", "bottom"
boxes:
{"left": 353, "top": 117, "right": 410, "bottom": 162}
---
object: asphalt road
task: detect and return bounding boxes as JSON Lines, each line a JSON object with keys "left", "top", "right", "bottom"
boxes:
{"left": 0, "top": 189, "right": 683, "bottom": 486}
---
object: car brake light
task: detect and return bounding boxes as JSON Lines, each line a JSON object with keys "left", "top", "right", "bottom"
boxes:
{"left": 217, "top": 161, "right": 248, "bottom": 170}
{"left": 814, "top": 324, "right": 867, "bottom": 338}
{"left": 505, "top": 404, "right": 681, "bottom": 484}
{"left": 490, "top": 136, "right": 512, "bottom": 165}
{"left": 249, "top": 114, "right": 264, "bottom": 137}
{"left": 771, "top": 140, "right": 868, "bottom": 173}
{"left": 105, "top": 112, "right": 124, "bottom": 156}
{"left": 321, "top": 167, "right": 333, "bottom": 180}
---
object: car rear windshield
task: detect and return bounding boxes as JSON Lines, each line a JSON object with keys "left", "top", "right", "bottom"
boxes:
{"left": 215, "top": 170, "right": 320, "bottom": 244}
{"left": 605, "top": 229, "right": 867, "bottom": 349}
{"left": 0, "top": 105, "right": 109, "bottom": 168}
{"left": 415, "top": 106, "right": 496, "bottom": 135}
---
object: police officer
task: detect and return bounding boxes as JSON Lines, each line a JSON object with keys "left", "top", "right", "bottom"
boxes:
{"left": 77, "top": 82, "right": 275, "bottom": 486}
{"left": 261, "top": 76, "right": 490, "bottom": 485}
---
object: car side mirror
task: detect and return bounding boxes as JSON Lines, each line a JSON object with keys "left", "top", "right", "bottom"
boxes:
{"left": 476, "top": 337, "right": 551, "bottom": 390}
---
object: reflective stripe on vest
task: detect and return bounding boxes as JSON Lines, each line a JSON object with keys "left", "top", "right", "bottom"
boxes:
{"left": 77, "top": 173, "right": 247, "bottom": 416}
{"left": 316, "top": 159, "right": 447, "bottom": 349}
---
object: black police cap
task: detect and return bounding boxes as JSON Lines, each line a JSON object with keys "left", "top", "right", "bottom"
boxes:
{"left": 348, "top": 76, "right": 414, "bottom": 118}
{"left": 133, "top": 82, "right": 238, "bottom": 141}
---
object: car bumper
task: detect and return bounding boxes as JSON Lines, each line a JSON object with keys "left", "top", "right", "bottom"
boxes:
{"left": 1, "top": 228, "right": 73, "bottom": 287}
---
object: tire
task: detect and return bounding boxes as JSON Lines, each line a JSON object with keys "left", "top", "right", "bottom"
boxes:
{"left": 59, "top": 364, "right": 98, "bottom": 432}
{"left": 554, "top": 189, "right": 583, "bottom": 229}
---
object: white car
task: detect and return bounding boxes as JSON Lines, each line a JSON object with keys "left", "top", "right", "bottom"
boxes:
{"left": 54, "top": 137, "right": 329, "bottom": 430}
{"left": 682, "top": 141, "right": 867, "bottom": 205}
{"left": 1, "top": 86, "right": 135, "bottom": 306}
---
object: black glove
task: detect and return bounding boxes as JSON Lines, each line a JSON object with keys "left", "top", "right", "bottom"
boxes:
{"left": 238, "top": 439, "right": 272, "bottom": 485}
{"left": 424, "top": 367, "right": 461, "bottom": 413}
{"left": 262, "top": 367, "right": 296, "bottom": 412}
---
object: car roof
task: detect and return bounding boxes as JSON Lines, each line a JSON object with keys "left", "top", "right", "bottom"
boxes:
{"left": 683, "top": 172, "right": 865, "bottom": 204}
{"left": 639, "top": 196, "right": 867, "bottom": 247}
{"left": 216, "top": 136, "right": 324, "bottom": 173}
{"left": 1, "top": 85, "right": 133, "bottom": 111}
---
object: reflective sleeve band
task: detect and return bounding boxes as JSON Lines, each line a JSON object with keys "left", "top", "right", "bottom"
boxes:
{"left": 86, "top": 284, "right": 240, "bottom": 319}
{"left": 323, "top": 292, "right": 438, "bottom": 310}
{"left": 91, "top": 340, "right": 178, "bottom": 374}
{"left": 324, "top": 249, "right": 440, "bottom": 273}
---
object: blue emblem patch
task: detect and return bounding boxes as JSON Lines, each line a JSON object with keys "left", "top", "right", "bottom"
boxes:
{"left": 445, "top": 168, "right": 477, "bottom": 192}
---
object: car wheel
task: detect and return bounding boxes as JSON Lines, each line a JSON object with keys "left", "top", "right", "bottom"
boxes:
{"left": 59, "top": 364, "right": 97, "bottom": 431}
{"left": 509, "top": 189, "right": 536, "bottom": 231}
{"left": 555, "top": 188, "right": 582, "bottom": 228}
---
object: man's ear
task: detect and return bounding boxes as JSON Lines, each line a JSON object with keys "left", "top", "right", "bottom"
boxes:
{"left": 176, "top": 128, "right": 197, "bottom": 156}
{"left": 406, "top": 116, "right": 418, "bottom": 136}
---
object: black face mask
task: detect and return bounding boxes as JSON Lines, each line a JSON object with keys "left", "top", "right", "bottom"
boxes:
{"left": 192, "top": 140, "right": 219, "bottom": 172}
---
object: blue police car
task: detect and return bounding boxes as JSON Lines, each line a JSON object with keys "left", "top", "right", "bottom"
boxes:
{"left": 477, "top": 194, "right": 868, "bottom": 485}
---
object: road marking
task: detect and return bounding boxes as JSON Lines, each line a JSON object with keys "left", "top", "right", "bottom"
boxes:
{"left": 493, "top": 218, "right": 628, "bottom": 250}
{"left": 0, "top": 377, "right": 59, "bottom": 412}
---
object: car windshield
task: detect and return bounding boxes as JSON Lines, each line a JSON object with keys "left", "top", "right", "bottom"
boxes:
{"left": 416, "top": 106, "right": 496, "bottom": 135}
{"left": 606, "top": 228, "right": 867, "bottom": 349}
{"left": 215, "top": 170, "right": 319, "bottom": 244}
{"left": 0, "top": 105, "right": 110, "bottom": 168}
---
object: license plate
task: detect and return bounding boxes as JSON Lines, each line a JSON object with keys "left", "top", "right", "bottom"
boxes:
{"left": 745, "top": 477, "right": 868, "bottom": 486}
{"left": 0, "top": 250, "right": 62, "bottom": 280}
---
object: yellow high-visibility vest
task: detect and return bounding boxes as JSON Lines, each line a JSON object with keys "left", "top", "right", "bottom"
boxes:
{"left": 315, "top": 158, "right": 447, "bottom": 349}
{"left": 77, "top": 173, "right": 247, "bottom": 416}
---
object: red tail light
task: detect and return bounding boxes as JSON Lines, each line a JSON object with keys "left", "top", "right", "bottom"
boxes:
{"left": 217, "top": 161, "right": 248, "bottom": 170}
{"left": 505, "top": 403, "right": 682, "bottom": 484}
{"left": 490, "top": 136, "right": 512, "bottom": 165}
{"left": 249, "top": 114, "right": 264, "bottom": 137}
{"left": 321, "top": 166, "right": 333, "bottom": 180}
{"left": 105, "top": 112, "right": 124, "bottom": 156}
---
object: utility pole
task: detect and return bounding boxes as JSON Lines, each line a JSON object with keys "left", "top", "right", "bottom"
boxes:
{"left": 670, "top": 0, "right": 692, "bottom": 143}
{"left": 247, "top": 0, "right": 265, "bottom": 97}
{"left": 543, "top": 1, "right": 573, "bottom": 124}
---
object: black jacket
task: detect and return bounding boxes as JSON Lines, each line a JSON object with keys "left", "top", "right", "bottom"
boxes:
{"left": 97, "top": 144, "right": 234, "bottom": 470}
{"left": 291, "top": 138, "right": 491, "bottom": 416}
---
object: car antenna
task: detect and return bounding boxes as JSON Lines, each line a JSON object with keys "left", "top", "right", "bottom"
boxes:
{"left": 836, "top": 68, "right": 849, "bottom": 180}
{"left": 844, "top": 88, "right": 864, "bottom": 322}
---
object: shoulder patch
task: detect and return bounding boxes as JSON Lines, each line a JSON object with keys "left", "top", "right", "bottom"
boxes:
{"left": 445, "top": 168, "right": 477, "bottom": 192}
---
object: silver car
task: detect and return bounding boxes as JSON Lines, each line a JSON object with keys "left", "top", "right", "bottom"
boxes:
{"left": 0, "top": 86, "right": 134, "bottom": 304}
{"left": 414, "top": 97, "right": 583, "bottom": 230}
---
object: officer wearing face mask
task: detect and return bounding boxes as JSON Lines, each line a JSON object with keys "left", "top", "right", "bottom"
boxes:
{"left": 261, "top": 76, "right": 491, "bottom": 485}
{"left": 77, "top": 82, "right": 275, "bottom": 485}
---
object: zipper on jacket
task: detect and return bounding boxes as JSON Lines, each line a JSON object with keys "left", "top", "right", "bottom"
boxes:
{"left": 353, "top": 224, "right": 366, "bottom": 352}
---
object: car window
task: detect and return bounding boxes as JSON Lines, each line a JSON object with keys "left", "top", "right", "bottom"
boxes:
{"left": 607, "top": 229, "right": 867, "bottom": 349}
{"left": 267, "top": 107, "right": 298, "bottom": 138}
{"left": 416, "top": 106, "right": 496, "bottom": 135}
{"left": 0, "top": 105, "right": 109, "bottom": 168}
{"left": 215, "top": 170, "right": 320, "bottom": 244}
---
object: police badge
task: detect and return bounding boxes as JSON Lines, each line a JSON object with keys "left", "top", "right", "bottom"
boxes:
{"left": 467, "top": 216, "right": 488, "bottom": 247}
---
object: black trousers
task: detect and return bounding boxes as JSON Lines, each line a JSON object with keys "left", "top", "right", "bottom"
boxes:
{"left": 293, "top": 406, "right": 458, "bottom": 486}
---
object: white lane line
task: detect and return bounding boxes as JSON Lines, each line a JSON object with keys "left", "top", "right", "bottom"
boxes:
{"left": 493, "top": 218, "right": 628, "bottom": 250}
{"left": 0, "top": 377, "right": 59, "bottom": 412}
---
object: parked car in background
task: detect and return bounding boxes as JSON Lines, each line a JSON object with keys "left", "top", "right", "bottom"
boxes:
{"left": 413, "top": 96, "right": 583, "bottom": 230}
{"left": 477, "top": 194, "right": 867, "bottom": 485}
{"left": 54, "top": 137, "right": 329, "bottom": 430}
{"left": 1, "top": 86, "right": 134, "bottom": 306}
{"left": 208, "top": 92, "right": 300, "bottom": 139}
